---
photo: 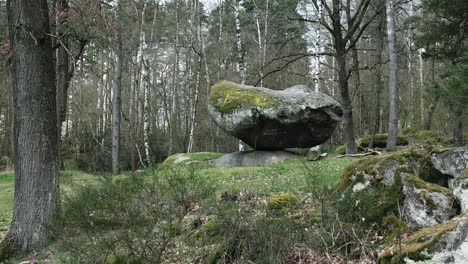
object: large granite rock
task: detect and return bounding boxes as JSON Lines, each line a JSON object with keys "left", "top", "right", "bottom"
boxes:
{"left": 212, "top": 151, "right": 295, "bottom": 168}
{"left": 431, "top": 147, "right": 468, "bottom": 212}
{"left": 379, "top": 214, "right": 468, "bottom": 263}
{"left": 208, "top": 81, "right": 343, "bottom": 150}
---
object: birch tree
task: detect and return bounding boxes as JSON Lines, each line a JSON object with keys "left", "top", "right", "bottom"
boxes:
{"left": 112, "top": 0, "right": 123, "bottom": 174}
{"left": 385, "top": 0, "right": 399, "bottom": 151}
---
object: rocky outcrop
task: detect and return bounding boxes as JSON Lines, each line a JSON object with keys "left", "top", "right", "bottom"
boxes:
{"left": 402, "top": 174, "right": 457, "bottom": 228}
{"left": 340, "top": 149, "right": 456, "bottom": 228}
{"left": 431, "top": 147, "right": 468, "bottom": 213}
{"left": 212, "top": 151, "right": 295, "bottom": 168}
{"left": 431, "top": 147, "right": 468, "bottom": 178}
{"left": 208, "top": 81, "right": 342, "bottom": 149}
{"left": 379, "top": 214, "right": 468, "bottom": 263}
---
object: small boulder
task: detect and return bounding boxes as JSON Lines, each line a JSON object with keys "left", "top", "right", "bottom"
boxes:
{"left": 208, "top": 81, "right": 343, "bottom": 149}
{"left": 307, "top": 146, "right": 321, "bottom": 161}
{"left": 212, "top": 150, "right": 295, "bottom": 168}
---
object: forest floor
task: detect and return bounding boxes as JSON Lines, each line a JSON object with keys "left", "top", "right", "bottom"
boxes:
{"left": 0, "top": 153, "right": 362, "bottom": 263}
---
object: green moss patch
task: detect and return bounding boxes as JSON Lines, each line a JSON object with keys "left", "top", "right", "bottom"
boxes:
{"left": 335, "top": 145, "right": 346, "bottom": 155}
{"left": 208, "top": 81, "right": 280, "bottom": 114}
{"left": 405, "top": 175, "right": 452, "bottom": 197}
{"left": 358, "top": 133, "right": 408, "bottom": 148}
{"left": 414, "top": 130, "right": 443, "bottom": 145}
{"left": 267, "top": 193, "right": 299, "bottom": 211}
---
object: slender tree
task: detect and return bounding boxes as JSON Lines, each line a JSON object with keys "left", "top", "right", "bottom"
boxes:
{"left": 385, "top": 0, "right": 399, "bottom": 151}
{"left": 112, "top": 0, "right": 123, "bottom": 174}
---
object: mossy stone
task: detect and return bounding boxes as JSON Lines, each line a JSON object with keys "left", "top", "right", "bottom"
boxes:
{"left": 414, "top": 130, "right": 443, "bottom": 145}
{"left": 191, "top": 219, "right": 222, "bottom": 244}
{"left": 267, "top": 193, "right": 299, "bottom": 211}
{"left": 358, "top": 133, "right": 408, "bottom": 148}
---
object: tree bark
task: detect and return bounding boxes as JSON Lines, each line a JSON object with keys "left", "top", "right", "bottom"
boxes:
{"left": 453, "top": 107, "right": 463, "bottom": 147}
{"left": 385, "top": 0, "right": 399, "bottom": 151}
{"left": 369, "top": 15, "right": 385, "bottom": 148}
{"left": 112, "top": 0, "right": 123, "bottom": 174}
{"left": 6, "top": 0, "right": 59, "bottom": 251}
{"left": 333, "top": 0, "right": 357, "bottom": 154}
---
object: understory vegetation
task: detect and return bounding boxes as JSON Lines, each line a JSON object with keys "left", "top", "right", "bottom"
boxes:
{"left": 0, "top": 154, "right": 391, "bottom": 263}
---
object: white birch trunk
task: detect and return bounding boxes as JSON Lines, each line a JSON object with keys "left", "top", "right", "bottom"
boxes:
{"left": 386, "top": 0, "right": 399, "bottom": 151}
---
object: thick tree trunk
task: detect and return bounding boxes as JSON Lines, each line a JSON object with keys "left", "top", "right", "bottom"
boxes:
{"left": 112, "top": 0, "right": 123, "bottom": 174}
{"left": 6, "top": 0, "right": 59, "bottom": 251}
{"left": 385, "top": 0, "right": 399, "bottom": 151}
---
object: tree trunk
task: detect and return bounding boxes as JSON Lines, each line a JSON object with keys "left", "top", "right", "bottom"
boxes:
{"left": 55, "top": 0, "right": 70, "bottom": 170}
{"left": 333, "top": 0, "right": 357, "bottom": 154}
{"left": 112, "top": 0, "right": 123, "bottom": 174}
{"left": 6, "top": 0, "right": 59, "bottom": 251}
{"left": 235, "top": 0, "right": 246, "bottom": 84}
{"left": 385, "top": 0, "right": 399, "bottom": 151}
{"left": 453, "top": 107, "right": 463, "bottom": 147}
{"left": 369, "top": 15, "right": 385, "bottom": 148}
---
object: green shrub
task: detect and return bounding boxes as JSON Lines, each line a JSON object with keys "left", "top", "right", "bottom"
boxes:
{"left": 335, "top": 145, "right": 346, "bottom": 154}
{"left": 56, "top": 168, "right": 214, "bottom": 263}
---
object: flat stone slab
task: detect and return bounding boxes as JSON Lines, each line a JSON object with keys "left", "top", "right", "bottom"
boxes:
{"left": 212, "top": 151, "right": 295, "bottom": 168}
{"left": 208, "top": 81, "right": 343, "bottom": 149}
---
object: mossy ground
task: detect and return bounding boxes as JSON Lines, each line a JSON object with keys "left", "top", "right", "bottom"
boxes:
{"left": 0, "top": 154, "right": 357, "bottom": 263}
{"left": 208, "top": 81, "right": 280, "bottom": 114}
{"left": 0, "top": 172, "right": 14, "bottom": 233}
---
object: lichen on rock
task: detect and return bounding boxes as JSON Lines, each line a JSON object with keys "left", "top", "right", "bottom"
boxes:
{"left": 378, "top": 214, "right": 468, "bottom": 263}
{"left": 208, "top": 81, "right": 343, "bottom": 149}
{"left": 402, "top": 174, "right": 457, "bottom": 228}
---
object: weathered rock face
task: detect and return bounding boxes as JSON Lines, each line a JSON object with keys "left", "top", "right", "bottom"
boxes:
{"left": 340, "top": 149, "right": 457, "bottom": 228}
{"left": 212, "top": 151, "right": 295, "bottom": 168}
{"left": 431, "top": 147, "right": 468, "bottom": 178}
{"left": 379, "top": 215, "right": 468, "bottom": 263}
{"left": 431, "top": 147, "right": 468, "bottom": 212}
{"left": 402, "top": 174, "right": 457, "bottom": 228}
{"left": 208, "top": 81, "right": 343, "bottom": 149}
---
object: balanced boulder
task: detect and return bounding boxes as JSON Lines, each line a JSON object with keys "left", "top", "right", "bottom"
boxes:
{"left": 208, "top": 81, "right": 343, "bottom": 149}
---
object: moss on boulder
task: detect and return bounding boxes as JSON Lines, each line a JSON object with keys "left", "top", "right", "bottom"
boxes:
{"left": 378, "top": 216, "right": 465, "bottom": 263}
{"left": 208, "top": 81, "right": 280, "bottom": 114}
{"left": 338, "top": 149, "right": 455, "bottom": 228}
{"left": 161, "top": 152, "right": 224, "bottom": 168}
{"left": 414, "top": 130, "right": 443, "bottom": 145}
{"left": 358, "top": 133, "right": 408, "bottom": 148}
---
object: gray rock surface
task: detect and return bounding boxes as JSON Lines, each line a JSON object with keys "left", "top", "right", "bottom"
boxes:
{"left": 431, "top": 147, "right": 468, "bottom": 212}
{"left": 431, "top": 147, "right": 468, "bottom": 178}
{"left": 404, "top": 215, "right": 468, "bottom": 264}
{"left": 402, "top": 174, "right": 457, "bottom": 228}
{"left": 208, "top": 81, "right": 342, "bottom": 149}
{"left": 212, "top": 151, "right": 295, "bottom": 168}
